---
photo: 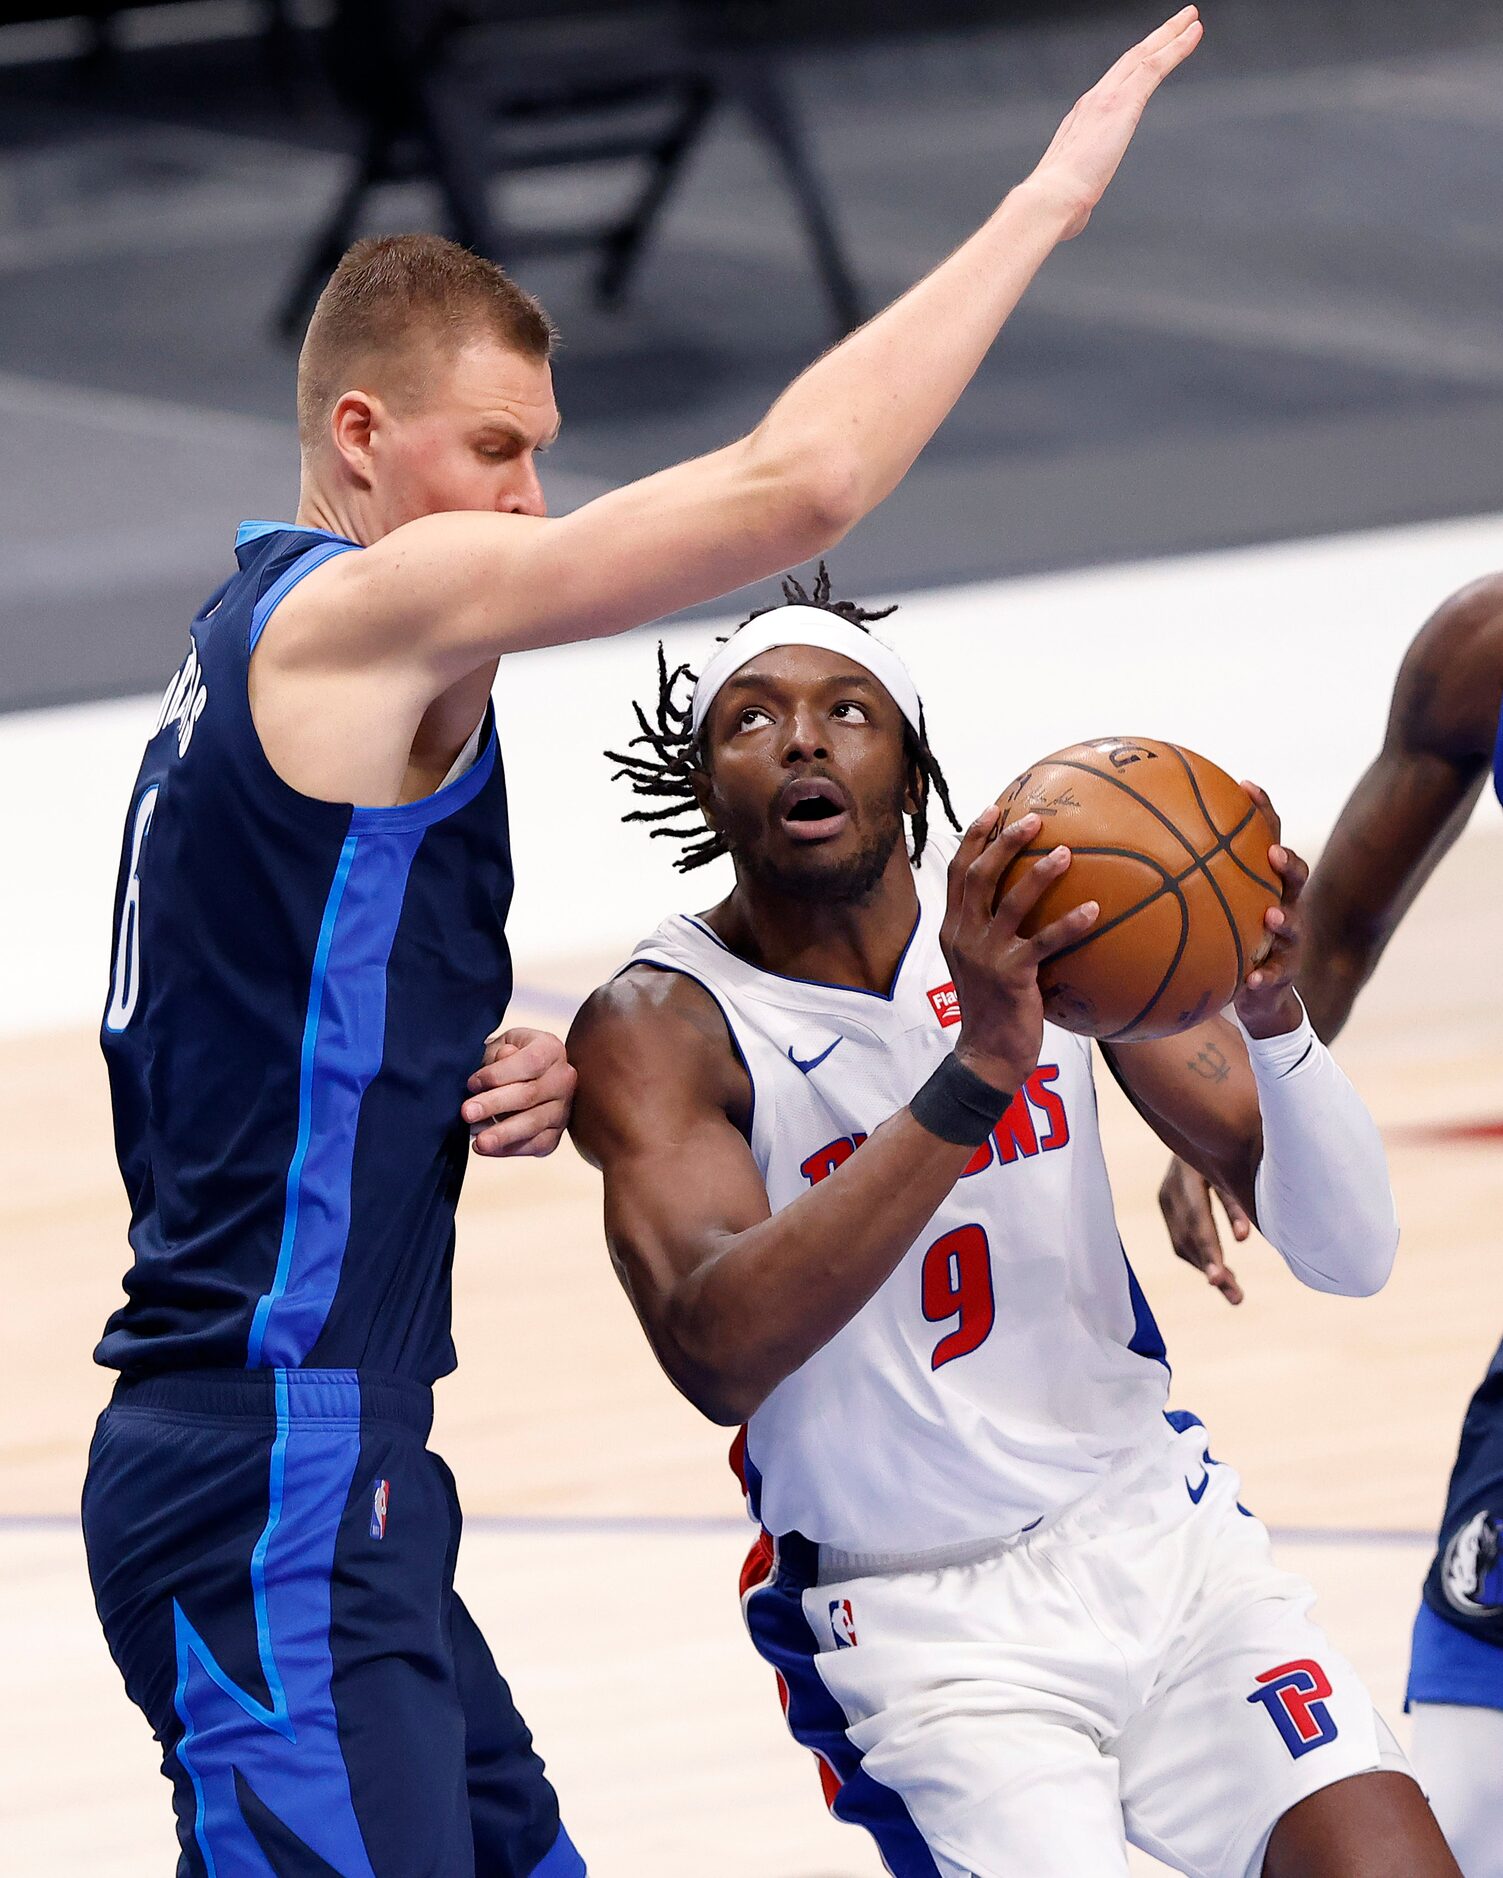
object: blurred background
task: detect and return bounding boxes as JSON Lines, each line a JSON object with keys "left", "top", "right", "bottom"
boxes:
{"left": 3, "top": 1, "right": 1503, "bottom": 1873}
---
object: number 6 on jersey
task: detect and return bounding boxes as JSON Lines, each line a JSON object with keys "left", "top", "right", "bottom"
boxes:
{"left": 105, "top": 785, "right": 158, "bottom": 1033}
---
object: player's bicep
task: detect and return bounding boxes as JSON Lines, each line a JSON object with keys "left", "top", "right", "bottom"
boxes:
{"left": 566, "top": 978, "right": 771, "bottom": 1361}
{"left": 595, "top": 1110, "right": 773, "bottom": 1345}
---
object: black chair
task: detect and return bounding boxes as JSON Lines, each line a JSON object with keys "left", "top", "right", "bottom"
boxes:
{"left": 276, "top": 0, "right": 863, "bottom": 341}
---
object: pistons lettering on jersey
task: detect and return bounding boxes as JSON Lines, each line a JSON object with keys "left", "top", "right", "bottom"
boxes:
{"left": 829, "top": 1599, "right": 858, "bottom": 1648}
{"left": 927, "top": 982, "right": 961, "bottom": 1028}
{"left": 1246, "top": 1660, "right": 1338, "bottom": 1759}
{"left": 801, "top": 1068, "right": 1068, "bottom": 1188}
{"left": 152, "top": 643, "right": 209, "bottom": 758}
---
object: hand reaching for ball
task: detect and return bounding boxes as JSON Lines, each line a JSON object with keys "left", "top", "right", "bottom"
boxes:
{"left": 940, "top": 806, "right": 1100, "bottom": 1096}
{"left": 1231, "top": 782, "right": 1309, "bottom": 1041}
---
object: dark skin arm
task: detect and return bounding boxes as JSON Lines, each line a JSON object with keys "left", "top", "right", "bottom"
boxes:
{"left": 1160, "top": 575, "right": 1503, "bottom": 1300}
{"left": 559, "top": 807, "right": 1099, "bottom": 1425}
{"left": 1105, "top": 806, "right": 1309, "bottom": 1243}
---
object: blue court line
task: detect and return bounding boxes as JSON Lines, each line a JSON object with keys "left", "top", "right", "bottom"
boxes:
{"left": 0, "top": 1512, "right": 1436, "bottom": 1546}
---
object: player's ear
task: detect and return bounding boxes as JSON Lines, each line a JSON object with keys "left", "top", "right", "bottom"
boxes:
{"left": 690, "top": 766, "right": 719, "bottom": 836}
{"left": 327, "top": 389, "right": 379, "bottom": 487}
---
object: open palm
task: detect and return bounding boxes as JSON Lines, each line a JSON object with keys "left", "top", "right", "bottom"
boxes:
{"left": 1030, "top": 7, "right": 1203, "bottom": 239}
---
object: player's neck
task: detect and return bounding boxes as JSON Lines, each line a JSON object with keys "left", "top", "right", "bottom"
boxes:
{"left": 704, "top": 851, "right": 920, "bottom": 996}
{"left": 293, "top": 469, "right": 382, "bottom": 547}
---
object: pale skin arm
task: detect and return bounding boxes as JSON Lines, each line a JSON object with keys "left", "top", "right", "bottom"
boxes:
{"left": 293, "top": 11, "right": 1203, "bottom": 684}
{"left": 1159, "top": 581, "right": 1503, "bottom": 1301}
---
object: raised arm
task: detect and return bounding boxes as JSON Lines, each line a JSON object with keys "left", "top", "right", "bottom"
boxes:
{"left": 1158, "top": 577, "right": 1503, "bottom": 1296}
{"left": 1298, "top": 575, "right": 1503, "bottom": 1041}
{"left": 559, "top": 810, "right": 1098, "bottom": 1423}
{"left": 301, "top": 11, "right": 1203, "bottom": 682}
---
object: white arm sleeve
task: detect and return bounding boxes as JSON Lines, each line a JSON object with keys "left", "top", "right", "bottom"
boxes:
{"left": 1232, "top": 999, "right": 1399, "bottom": 1297}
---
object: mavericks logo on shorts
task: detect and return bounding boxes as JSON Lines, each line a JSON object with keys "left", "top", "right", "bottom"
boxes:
{"left": 370, "top": 1477, "right": 390, "bottom": 1541}
{"left": 829, "top": 1598, "right": 858, "bottom": 1648}
{"left": 1246, "top": 1660, "right": 1337, "bottom": 1759}
{"left": 1441, "top": 1509, "right": 1503, "bottom": 1618}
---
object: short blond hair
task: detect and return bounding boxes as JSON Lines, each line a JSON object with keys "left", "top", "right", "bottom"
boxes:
{"left": 296, "top": 233, "right": 555, "bottom": 446}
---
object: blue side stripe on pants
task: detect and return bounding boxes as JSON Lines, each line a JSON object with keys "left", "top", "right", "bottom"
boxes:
{"left": 172, "top": 1370, "right": 376, "bottom": 1875}
{"left": 744, "top": 1547, "right": 941, "bottom": 1878}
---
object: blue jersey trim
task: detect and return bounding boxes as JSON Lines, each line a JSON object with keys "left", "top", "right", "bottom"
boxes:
{"left": 248, "top": 829, "right": 424, "bottom": 1368}
{"left": 237, "top": 518, "right": 359, "bottom": 551}
{"left": 680, "top": 899, "right": 922, "bottom": 1005}
{"left": 1408, "top": 1598, "right": 1503, "bottom": 1714}
{"left": 248, "top": 836, "right": 358, "bottom": 1368}
{"left": 1492, "top": 695, "right": 1503, "bottom": 810}
{"left": 622, "top": 960, "right": 757, "bottom": 1145}
{"left": 347, "top": 714, "right": 498, "bottom": 833}
{"left": 248, "top": 538, "right": 361, "bottom": 653}
{"left": 171, "top": 1370, "right": 377, "bottom": 1872}
{"left": 1122, "top": 1241, "right": 1169, "bottom": 1368}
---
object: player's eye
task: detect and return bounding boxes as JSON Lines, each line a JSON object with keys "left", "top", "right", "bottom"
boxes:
{"left": 832, "top": 702, "right": 869, "bottom": 723}
{"left": 736, "top": 707, "right": 772, "bottom": 732}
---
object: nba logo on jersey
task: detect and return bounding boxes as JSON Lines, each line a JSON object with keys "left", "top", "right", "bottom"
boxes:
{"left": 1246, "top": 1660, "right": 1337, "bottom": 1759}
{"left": 370, "top": 1478, "right": 390, "bottom": 1541}
{"left": 927, "top": 982, "right": 961, "bottom": 1028}
{"left": 829, "top": 1599, "right": 858, "bottom": 1648}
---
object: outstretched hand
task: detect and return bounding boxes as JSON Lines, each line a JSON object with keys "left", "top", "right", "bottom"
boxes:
{"left": 1025, "top": 7, "right": 1203, "bottom": 240}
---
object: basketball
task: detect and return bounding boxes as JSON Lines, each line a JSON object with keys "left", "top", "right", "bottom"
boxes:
{"left": 996, "top": 737, "right": 1281, "bottom": 1042}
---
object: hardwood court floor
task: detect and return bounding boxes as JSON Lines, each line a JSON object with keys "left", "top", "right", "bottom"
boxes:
{"left": 3, "top": 827, "right": 1500, "bottom": 1875}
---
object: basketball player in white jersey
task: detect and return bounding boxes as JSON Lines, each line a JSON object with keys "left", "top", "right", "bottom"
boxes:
{"left": 470, "top": 586, "right": 1462, "bottom": 1876}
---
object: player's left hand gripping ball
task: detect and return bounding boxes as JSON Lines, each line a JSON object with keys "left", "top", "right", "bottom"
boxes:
{"left": 464, "top": 1026, "right": 577, "bottom": 1158}
{"left": 1232, "top": 782, "right": 1308, "bottom": 1040}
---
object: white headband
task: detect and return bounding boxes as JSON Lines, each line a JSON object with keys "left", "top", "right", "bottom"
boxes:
{"left": 689, "top": 605, "right": 923, "bottom": 742}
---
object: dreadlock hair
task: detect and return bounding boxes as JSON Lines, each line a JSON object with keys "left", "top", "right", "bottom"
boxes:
{"left": 604, "top": 565, "right": 961, "bottom": 874}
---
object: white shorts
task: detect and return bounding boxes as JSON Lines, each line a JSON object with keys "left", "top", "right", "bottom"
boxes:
{"left": 741, "top": 1418, "right": 1408, "bottom": 1878}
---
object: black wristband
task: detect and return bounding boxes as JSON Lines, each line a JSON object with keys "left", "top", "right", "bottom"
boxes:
{"left": 909, "top": 1053, "right": 1015, "bottom": 1148}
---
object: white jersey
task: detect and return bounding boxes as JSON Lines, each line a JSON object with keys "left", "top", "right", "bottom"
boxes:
{"left": 626, "top": 841, "right": 1174, "bottom": 1558}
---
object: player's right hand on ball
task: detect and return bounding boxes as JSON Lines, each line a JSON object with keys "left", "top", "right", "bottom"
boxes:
{"left": 940, "top": 806, "right": 1099, "bottom": 1096}
{"left": 1158, "top": 1153, "right": 1250, "bottom": 1306}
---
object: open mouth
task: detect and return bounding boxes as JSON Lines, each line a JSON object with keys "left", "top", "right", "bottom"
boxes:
{"left": 777, "top": 778, "right": 851, "bottom": 842}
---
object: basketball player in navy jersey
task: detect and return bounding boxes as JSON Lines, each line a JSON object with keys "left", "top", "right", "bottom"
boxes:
{"left": 81, "top": 14, "right": 1204, "bottom": 1873}
{"left": 468, "top": 581, "right": 1459, "bottom": 1876}
{"left": 1158, "top": 573, "right": 1503, "bottom": 1878}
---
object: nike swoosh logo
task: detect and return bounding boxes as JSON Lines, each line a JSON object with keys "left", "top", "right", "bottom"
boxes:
{"left": 788, "top": 1038, "right": 843, "bottom": 1076}
{"left": 1186, "top": 1469, "right": 1211, "bottom": 1505}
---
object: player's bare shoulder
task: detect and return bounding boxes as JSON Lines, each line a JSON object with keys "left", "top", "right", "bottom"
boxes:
{"left": 567, "top": 964, "right": 752, "bottom": 1161}
{"left": 1395, "top": 572, "right": 1503, "bottom": 762}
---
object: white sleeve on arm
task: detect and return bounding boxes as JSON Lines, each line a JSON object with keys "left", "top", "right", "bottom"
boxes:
{"left": 1232, "top": 999, "right": 1399, "bottom": 1297}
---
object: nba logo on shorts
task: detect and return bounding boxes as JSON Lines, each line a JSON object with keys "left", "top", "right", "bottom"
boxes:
{"left": 1246, "top": 1660, "right": 1338, "bottom": 1759}
{"left": 927, "top": 982, "right": 961, "bottom": 1028}
{"left": 370, "top": 1478, "right": 390, "bottom": 1541}
{"left": 829, "top": 1598, "right": 858, "bottom": 1648}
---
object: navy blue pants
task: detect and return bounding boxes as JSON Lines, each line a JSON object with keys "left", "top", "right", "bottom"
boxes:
{"left": 82, "top": 1368, "right": 584, "bottom": 1878}
{"left": 1409, "top": 1337, "right": 1503, "bottom": 1711}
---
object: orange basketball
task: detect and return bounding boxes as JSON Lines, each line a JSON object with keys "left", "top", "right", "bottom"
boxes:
{"left": 995, "top": 738, "right": 1280, "bottom": 1042}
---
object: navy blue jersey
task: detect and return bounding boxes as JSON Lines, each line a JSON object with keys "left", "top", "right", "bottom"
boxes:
{"left": 96, "top": 521, "right": 513, "bottom": 1381}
